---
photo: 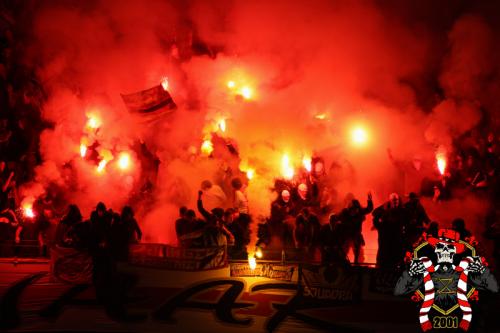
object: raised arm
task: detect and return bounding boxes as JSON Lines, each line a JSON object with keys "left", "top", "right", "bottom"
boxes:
{"left": 362, "top": 192, "right": 374, "bottom": 214}
{"left": 197, "top": 190, "right": 211, "bottom": 221}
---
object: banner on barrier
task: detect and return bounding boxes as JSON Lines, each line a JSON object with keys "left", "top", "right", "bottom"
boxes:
{"left": 299, "top": 264, "right": 362, "bottom": 303}
{"left": 230, "top": 263, "right": 295, "bottom": 281}
{"left": 129, "top": 244, "right": 228, "bottom": 271}
{"left": 50, "top": 247, "right": 93, "bottom": 284}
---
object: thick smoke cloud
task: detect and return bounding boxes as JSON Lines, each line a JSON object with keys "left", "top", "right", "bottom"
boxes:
{"left": 18, "top": 0, "right": 500, "bottom": 255}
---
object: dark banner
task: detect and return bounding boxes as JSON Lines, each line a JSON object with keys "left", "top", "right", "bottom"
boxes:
{"left": 129, "top": 244, "right": 228, "bottom": 271}
{"left": 300, "top": 264, "right": 362, "bottom": 304}
{"left": 50, "top": 247, "right": 93, "bottom": 284}
{"left": 230, "top": 263, "right": 295, "bottom": 281}
{"left": 121, "top": 85, "right": 176, "bottom": 113}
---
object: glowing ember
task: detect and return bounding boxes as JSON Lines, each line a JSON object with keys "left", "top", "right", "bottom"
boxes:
{"left": 97, "top": 160, "right": 107, "bottom": 173}
{"left": 436, "top": 153, "right": 447, "bottom": 176}
{"left": 218, "top": 118, "right": 226, "bottom": 133}
{"left": 255, "top": 248, "right": 263, "bottom": 259}
{"left": 302, "top": 155, "right": 312, "bottom": 172}
{"left": 281, "top": 154, "right": 294, "bottom": 180}
{"left": 201, "top": 139, "right": 214, "bottom": 156}
{"left": 246, "top": 168, "right": 255, "bottom": 180}
{"left": 117, "top": 152, "right": 131, "bottom": 170}
{"left": 23, "top": 203, "right": 35, "bottom": 218}
{"left": 351, "top": 126, "right": 368, "bottom": 146}
{"left": 80, "top": 144, "right": 87, "bottom": 158}
{"left": 240, "top": 86, "right": 252, "bottom": 100}
{"left": 315, "top": 113, "right": 327, "bottom": 120}
{"left": 248, "top": 256, "right": 257, "bottom": 270}
{"left": 161, "top": 77, "right": 169, "bottom": 91}
{"left": 227, "top": 80, "right": 235, "bottom": 89}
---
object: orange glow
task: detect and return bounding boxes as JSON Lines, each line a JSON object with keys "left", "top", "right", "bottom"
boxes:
{"left": 227, "top": 80, "right": 235, "bottom": 89}
{"left": 351, "top": 126, "right": 368, "bottom": 146}
{"left": 23, "top": 203, "right": 35, "bottom": 219}
{"left": 302, "top": 155, "right": 312, "bottom": 172}
{"left": 117, "top": 152, "right": 131, "bottom": 170}
{"left": 201, "top": 139, "right": 214, "bottom": 156}
{"left": 436, "top": 153, "right": 447, "bottom": 175}
{"left": 281, "top": 154, "right": 294, "bottom": 180}
{"left": 255, "top": 248, "right": 263, "bottom": 259}
{"left": 161, "top": 77, "right": 169, "bottom": 91}
{"left": 315, "top": 113, "right": 327, "bottom": 120}
{"left": 248, "top": 255, "right": 257, "bottom": 270}
{"left": 240, "top": 86, "right": 252, "bottom": 100}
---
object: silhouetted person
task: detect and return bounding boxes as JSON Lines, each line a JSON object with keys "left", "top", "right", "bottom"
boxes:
{"left": 340, "top": 192, "right": 373, "bottom": 264}
{"left": 320, "top": 214, "right": 349, "bottom": 266}
{"left": 451, "top": 218, "right": 471, "bottom": 241}
{"left": 373, "top": 193, "right": 406, "bottom": 270}
{"left": 403, "top": 192, "right": 430, "bottom": 248}
{"left": 270, "top": 189, "right": 292, "bottom": 223}
{"left": 121, "top": 206, "right": 142, "bottom": 244}
{"left": 55, "top": 204, "right": 82, "bottom": 247}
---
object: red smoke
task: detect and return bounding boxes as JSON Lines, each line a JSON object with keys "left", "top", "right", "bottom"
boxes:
{"left": 15, "top": 1, "right": 500, "bottom": 258}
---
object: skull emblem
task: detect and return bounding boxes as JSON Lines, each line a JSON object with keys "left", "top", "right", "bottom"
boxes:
{"left": 434, "top": 242, "right": 456, "bottom": 264}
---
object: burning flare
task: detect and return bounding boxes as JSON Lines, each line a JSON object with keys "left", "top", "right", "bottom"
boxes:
{"left": 23, "top": 203, "right": 35, "bottom": 219}
{"left": 246, "top": 168, "right": 255, "bottom": 180}
{"left": 351, "top": 126, "right": 368, "bottom": 146}
{"left": 436, "top": 152, "right": 447, "bottom": 176}
{"left": 161, "top": 77, "right": 169, "bottom": 91}
{"left": 117, "top": 152, "right": 131, "bottom": 170}
{"left": 240, "top": 86, "right": 252, "bottom": 100}
{"left": 86, "top": 114, "right": 101, "bottom": 130}
{"left": 80, "top": 143, "right": 87, "bottom": 158}
{"left": 255, "top": 247, "right": 263, "bottom": 259}
{"left": 218, "top": 118, "right": 226, "bottom": 133}
{"left": 227, "top": 80, "right": 235, "bottom": 89}
{"left": 248, "top": 255, "right": 257, "bottom": 270}
{"left": 97, "top": 160, "right": 107, "bottom": 173}
{"left": 302, "top": 155, "right": 312, "bottom": 172}
{"left": 201, "top": 138, "right": 214, "bottom": 156}
{"left": 281, "top": 154, "right": 294, "bottom": 180}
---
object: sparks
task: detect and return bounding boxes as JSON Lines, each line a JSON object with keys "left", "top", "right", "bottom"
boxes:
{"left": 351, "top": 126, "right": 368, "bottom": 146}
{"left": 117, "top": 152, "right": 131, "bottom": 170}
{"left": 248, "top": 255, "right": 257, "bottom": 270}
{"left": 161, "top": 77, "right": 169, "bottom": 91}
{"left": 281, "top": 154, "right": 294, "bottom": 180}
